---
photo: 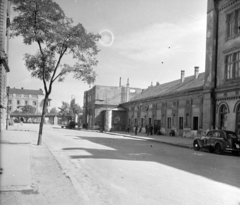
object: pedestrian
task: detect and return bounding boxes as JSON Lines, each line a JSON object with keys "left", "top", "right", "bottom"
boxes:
{"left": 149, "top": 124, "right": 153, "bottom": 135}
{"left": 20, "top": 117, "right": 24, "bottom": 125}
{"left": 126, "top": 125, "right": 130, "bottom": 133}
{"left": 146, "top": 125, "right": 149, "bottom": 136}
{"left": 134, "top": 124, "right": 138, "bottom": 135}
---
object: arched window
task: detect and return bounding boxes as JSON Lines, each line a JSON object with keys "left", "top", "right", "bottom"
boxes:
{"left": 219, "top": 104, "right": 227, "bottom": 130}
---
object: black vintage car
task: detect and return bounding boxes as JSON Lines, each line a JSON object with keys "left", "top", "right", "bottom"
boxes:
{"left": 193, "top": 130, "right": 240, "bottom": 155}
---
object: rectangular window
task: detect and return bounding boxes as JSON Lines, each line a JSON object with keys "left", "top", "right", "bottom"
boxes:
{"left": 227, "top": 13, "right": 235, "bottom": 38}
{"left": 16, "top": 94, "right": 21, "bottom": 97}
{"left": 234, "top": 51, "right": 240, "bottom": 78}
{"left": 226, "top": 54, "right": 233, "bottom": 79}
{"left": 225, "top": 51, "right": 240, "bottom": 80}
{"left": 24, "top": 94, "right": 29, "bottom": 97}
{"left": 17, "top": 100, "right": 20, "bottom": 105}
{"left": 25, "top": 101, "right": 28, "bottom": 105}
{"left": 8, "top": 100, "right": 12, "bottom": 104}
{"left": 179, "top": 117, "right": 183, "bottom": 129}
{"left": 237, "top": 10, "right": 240, "bottom": 34}
{"left": 167, "top": 117, "right": 171, "bottom": 129}
{"left": 33, "top": 101, "right": 37, "bottom": 106}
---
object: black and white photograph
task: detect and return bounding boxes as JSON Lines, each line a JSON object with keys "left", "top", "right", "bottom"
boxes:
{"left": 0, "top": 0, "right": 240, "bottom": 204}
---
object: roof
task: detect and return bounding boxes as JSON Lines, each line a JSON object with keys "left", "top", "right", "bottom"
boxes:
{"left": 9, "top": 88, "right": 44, "bottom": 95}
{"left": 129, "top": 73, "right": 205, "bottom": 102}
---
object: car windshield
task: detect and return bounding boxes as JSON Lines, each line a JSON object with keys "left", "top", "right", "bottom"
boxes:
{"left": 226, "top": 132, "right": 238, "bottom": 139}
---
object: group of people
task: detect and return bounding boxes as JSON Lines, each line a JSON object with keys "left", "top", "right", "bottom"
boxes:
{"left": 126, "top": 124, "right": 155, "bottom": 136}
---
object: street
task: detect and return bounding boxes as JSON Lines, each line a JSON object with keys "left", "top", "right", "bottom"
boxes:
{"left": 41, "top": 125, "right": 240, "bottom": 205}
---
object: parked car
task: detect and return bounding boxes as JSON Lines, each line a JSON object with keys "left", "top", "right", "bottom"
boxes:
{"left": 193, "top": 130, "right": 240, "bottom": 155}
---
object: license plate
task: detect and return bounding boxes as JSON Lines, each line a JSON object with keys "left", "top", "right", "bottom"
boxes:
{"left": 236, "top": 144, "right": 240, "bottom": 149}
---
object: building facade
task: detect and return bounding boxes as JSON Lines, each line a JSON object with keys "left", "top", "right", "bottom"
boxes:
{"left": 120, "top": 68, "right": 204, "bottom": 137}
{"left": 83, "top": 79, "right": 142, "bottom": 130}
{"left": 203, "top": 0, "right": 240, "bottom": 135}
{"left": 8, "top": 87, "right": 49, "bottom": 114}
{"left": 0, "top": 0, "right": 10, "bottom": 131}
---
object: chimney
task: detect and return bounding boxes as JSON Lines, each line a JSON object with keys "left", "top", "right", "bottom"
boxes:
{"left": 119, "top": 77, "right": 121, "bottom": 87}
{"left": 194, "top": 66, "right": 199, "bottom": 79}
{"left": 181, "top": 70, "right": 185, "bottom": 82}
{"left": 151, "top": 82, "right": 153, "bottom": 87}
{"left": 21, "top": 87, "right": 24, "bottom": 89}
{"left": 126, "top": 78, "right": 130, "bottom": 102}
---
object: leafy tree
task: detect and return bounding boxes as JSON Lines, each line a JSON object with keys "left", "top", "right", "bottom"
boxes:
{"left": 21, "top": 105, "right": 37, "bottom": 114}
{"left": 13, "top": 105, "right": 36, "bottom": 114}
{"left": 49, "top": 107, "right": 58, "bottom": 115}
{"left": 10, "top": 0, "right": 100, "bottom": 145}
{"left": 70, "top": 98, "right": 82, "bottom": 117}
{"left": 58, "top": 101, "right": 71, "bottom": 122}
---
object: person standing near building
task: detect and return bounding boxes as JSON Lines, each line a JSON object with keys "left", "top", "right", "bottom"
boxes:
{"left": 149, "top": 124, "right": 153, "bottom": 135}
{"left": 126, "top": 124, "right": 130, "bottom": 133}
{"left": 146, "top": 124, "right": 149, "bottom": 136}
{"left": 134, "top": 124, "right": 138, "bottom": 135}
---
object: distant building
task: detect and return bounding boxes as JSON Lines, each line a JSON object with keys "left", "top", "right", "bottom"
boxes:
{"left": 8, "top": 87, "right": 51, "bottom": 114}
{"left": 121, "top": 68, "right": 204, "bottom": 137}
{"left": 0, "top": 0, "right": 10, "bottom": 131}
{"left": 82, "top": 78, "right": 142, "bottom": 130}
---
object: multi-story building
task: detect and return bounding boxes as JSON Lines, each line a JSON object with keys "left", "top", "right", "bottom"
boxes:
{"left": 83, "top": 79, "right": 142, "bottom": 130}
{"left": 0, "top": 0, "right": 10, "bottom": 131}
{"left": 8, "top": 87, "right": 49, "bottom": 114}
{"left": 203, "top": 0, "right": 240, "bottom": 135}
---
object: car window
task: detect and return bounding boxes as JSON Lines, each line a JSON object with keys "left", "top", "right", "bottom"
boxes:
{"left": 213, "top": 132, "right": 220, "bottom": 138}
{"left": 206, "top": 131, "right": 212, "bottom": 137}
{"left": 226, "top": 132, "right": 238, "bottom": 139}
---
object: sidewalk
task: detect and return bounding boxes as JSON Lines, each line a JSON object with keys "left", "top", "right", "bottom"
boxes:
{"left": 0, "top": 128, "right": 33, "bottom": 192}
{"left": 105, "top": 131, "right": 194, "bottom": 149}
{"left": 1, "top": 124, "right": 82, "bottom": 205}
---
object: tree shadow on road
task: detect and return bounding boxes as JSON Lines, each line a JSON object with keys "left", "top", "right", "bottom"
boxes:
{"left": 62, "top": 134, "right": 240, "bottom": 189}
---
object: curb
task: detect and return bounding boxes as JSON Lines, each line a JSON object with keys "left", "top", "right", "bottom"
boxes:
{"left": 0, "top": 185, "right": 35, "bottom": 193}
{"left": 104, "top": 132, "right": 193, "bottom": 149}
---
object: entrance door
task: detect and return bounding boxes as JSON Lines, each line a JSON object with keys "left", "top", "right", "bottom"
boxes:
{"left": 193, "top": 117, "right": 198, "bottom": 130}
{"left": 219, "top": 104, "right": 227, "bottom": 130}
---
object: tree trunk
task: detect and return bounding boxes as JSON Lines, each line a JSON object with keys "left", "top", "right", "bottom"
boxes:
{"left": 37, "top": 95, "right": 48, "bottom": 145}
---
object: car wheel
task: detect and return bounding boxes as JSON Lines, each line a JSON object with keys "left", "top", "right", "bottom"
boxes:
{"left": 193, "top": 141, "right": 200, "bottom": 151}
{"left": 215, "top": 143, "right": 223, "bottom": 154}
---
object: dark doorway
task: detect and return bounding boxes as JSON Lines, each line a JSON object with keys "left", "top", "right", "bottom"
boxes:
{"left": 193, "top": 117, "right": 198, "bottom": 130}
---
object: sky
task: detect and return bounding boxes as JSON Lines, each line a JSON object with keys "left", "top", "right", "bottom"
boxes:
{"left": 8, "top": 0, "right": 208, "bottom": 109}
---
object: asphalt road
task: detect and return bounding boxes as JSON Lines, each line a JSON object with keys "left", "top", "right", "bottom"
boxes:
{"left": 43, "top": 126, "right": 240, "bottom": 205}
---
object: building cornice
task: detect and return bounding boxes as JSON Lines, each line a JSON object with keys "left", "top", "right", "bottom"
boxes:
{"left": 220, "top": 0, "right": 240, "bottom": 11}
{"left": 121, "top": 86, "right": 204, "bottom": 106}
